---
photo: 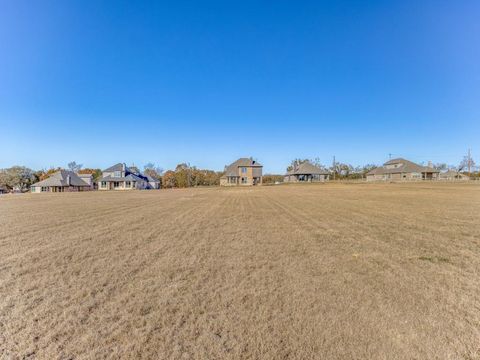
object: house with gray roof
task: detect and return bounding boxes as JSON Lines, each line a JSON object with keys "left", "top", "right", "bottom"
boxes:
{"left": 438, "top": 170, "right": 470, "bottom": 181}
{"left": 220, "top": 158, "right": 263, "bottom": 186}
{"left": 284, "top": 161, "right": 330, "bottom": 183}
{"left": 98, "top": 163, "right": 159, "bottom": 190}
{"left": 366, "top": 158, "right": 440, "bottom": 181}
{"left": 30, "top": 170, "right": 92, "bottom": 193}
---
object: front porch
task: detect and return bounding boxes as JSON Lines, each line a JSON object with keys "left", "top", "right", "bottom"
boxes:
{"left": 99, "top": 180, "right": 137, "bottom": 190}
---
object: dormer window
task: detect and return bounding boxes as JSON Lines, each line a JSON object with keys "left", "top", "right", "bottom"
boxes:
{"left": 241, "top": 167, "right": 247, "bottom": 174}
{"left": 114, "top": 171, "right": 121, "bottom": 177}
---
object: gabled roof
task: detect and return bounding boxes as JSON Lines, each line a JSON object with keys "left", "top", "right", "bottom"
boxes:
{"left": 367, "top": 158, "right": 439, "bottom": 175}
{"left": 439, "top": 170, "right": 469, "bottom": 178}
{"left": 103, "top": 163, "right": 127, "bottom": 172}
{"left": 223, "top": 158, "right": 262, "bottom": 177}
{"left": 286, "top": 161, "right": 329, "bottom": 175}
{"left": 98, "top": 173, "right": 145, "bottom": 182}
{"left": 145, "top": 175, "right": 160, "bottom": 182}
{"left": 31, "top": 170, "right": 90, "bottom": 187}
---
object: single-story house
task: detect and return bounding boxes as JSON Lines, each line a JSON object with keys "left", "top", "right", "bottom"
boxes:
{"left": 439, "top": 170, "right": 470, "bottom": 181}
{"left": 30, "top": 170, "right": 92, "bottom": 193}
{"left": 366, "top": 158, "right": 440, "bottom": 181}
{"left": 284, "top": 161, "right": 330, "bottom": 182}
{"left": 0, "top": 186, "right": 7, "bottom": 194}
{"left": 220, "top": 158, "right": 263, "bottom": 186}
{"left": 98, "top": 163, "right": 159, "bottom": 190}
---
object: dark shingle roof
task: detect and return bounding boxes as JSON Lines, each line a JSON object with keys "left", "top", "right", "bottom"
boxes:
{"left": 98, "top": 173, "right": 145, "bottom": 182}
{"left": 286, "top": 162, "right": 329, "bottom": 176}
{"left": 31, "top": 170, "right": 90, "bottom": 187}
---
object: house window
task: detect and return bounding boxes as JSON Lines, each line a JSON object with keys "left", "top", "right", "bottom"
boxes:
{"left": 41, "top": 187, "right": 48, "bottom": 192}
{"left": 101, "top": 181, "right": 107, "bottom": 188}
{"left": 114, "top": 171, "right": 121, "bottom": 177}
{"left": 132, "top": 181, "right": 136, "bottom": 188}
{"left": 241, "top": 167, "right": 247, "bottom": 174}
{"left": 113, "top": 181, "right": 120, "bottom": 188}
{"left": 241, "top": 177, "right": 247, "bottom": 184}
{"left": 126, "top": 181, "right": 131, "bottom": 187}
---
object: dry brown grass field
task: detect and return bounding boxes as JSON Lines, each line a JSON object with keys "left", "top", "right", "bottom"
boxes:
{"left": 1, "top": 183, "right": 479, "bottom": 359}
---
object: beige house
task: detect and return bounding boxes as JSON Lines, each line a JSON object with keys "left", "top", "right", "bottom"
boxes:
{"left": 439, "top": 170, "right": 470, "bottom": 181}
{"left": 284, "top": 161, "right": 330, "bottom": 183}
{"left": 30, "top": 170, "right": 92, "bottom": 193}
{"left": 220, "top": 158, "right": 263, "bottom": 186}
{"left": 366, "top": 158, "right": 440, "bottom": 181}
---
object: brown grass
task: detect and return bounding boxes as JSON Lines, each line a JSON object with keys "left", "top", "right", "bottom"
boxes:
{"left": 1, "top": 183, "right": 479, "bottom": 359}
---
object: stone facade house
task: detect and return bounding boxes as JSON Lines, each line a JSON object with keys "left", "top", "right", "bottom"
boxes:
{"left": 366, "top": 158, "right": 440, "bottom": 181}
{"left": 220, "top": 158, "right": 263, "bottom": 186}
{"left": 98, "top": 163, "right": 159, "bottom": 190}
{"left": 284, "top": 161, "right": 330, "bottom": 183}
{"left": 30, "top": 170, "right": 92, "bottom": 193}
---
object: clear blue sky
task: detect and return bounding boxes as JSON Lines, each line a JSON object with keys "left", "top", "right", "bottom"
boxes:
{"left": 0, "top": 0, "right": 478, "bottom": 173}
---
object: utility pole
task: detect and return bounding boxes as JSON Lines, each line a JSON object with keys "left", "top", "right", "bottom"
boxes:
{"left": 332, "top": 156, "right": 336, "bottom": 181}
{"left": 468, "top": 149, "right": 472, "bottom": 177}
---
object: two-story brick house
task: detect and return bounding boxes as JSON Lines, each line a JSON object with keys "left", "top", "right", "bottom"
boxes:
{"left": 220, "top": 158, "right": 263, "bottom": 186}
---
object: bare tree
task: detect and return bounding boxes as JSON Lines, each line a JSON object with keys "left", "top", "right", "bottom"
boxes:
{"left": 144, "top": 162, "right": 164, "bottom": 176}
{"left": 458, "top": 155, "right": 475, "bottom": 173}
{"left": 67, "top": 161, "right": 83, "bottom": 172}
{"left": 0, "top": 166, "right": 35, "bottom": 191}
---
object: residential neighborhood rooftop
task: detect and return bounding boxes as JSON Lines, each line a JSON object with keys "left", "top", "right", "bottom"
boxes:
{"left": 31, "top": 170, "right": 91, "bottom": 188}
{"left": 286, "top": 162, "right": 330, "bottom": 176}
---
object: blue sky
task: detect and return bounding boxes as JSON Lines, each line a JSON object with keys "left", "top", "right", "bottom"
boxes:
{"left": 0, "top": 0, "right": 478, "bottom": 173}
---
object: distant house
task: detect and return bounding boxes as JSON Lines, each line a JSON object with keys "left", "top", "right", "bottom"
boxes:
{"left": 366, "top": 158, "right": 440, "bottom": 181}
{"left": 439, "top": 170, "right": 470, "bottom": 181}
{"left": 284, "top": 161, "right": 330, "bottom": 183}
{"left": 30, "top": 170, "right": 92, "bottom": 193}
{"left": 0, "top": 186, "right": 7, "bottom": 194}
{"left": 98, "top": 163, "right": 159, "bottom": 190}
{"left": 220, "top": 158, "right": 263, "bottom": 186}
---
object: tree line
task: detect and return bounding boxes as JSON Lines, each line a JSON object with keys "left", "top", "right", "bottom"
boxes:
{"left": 0, "top": 161, "right": 223, "bottom": 191}
{"left": 0, "top": 156, "right": 478, "bottom": 192}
